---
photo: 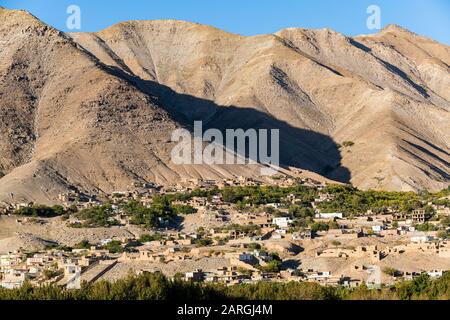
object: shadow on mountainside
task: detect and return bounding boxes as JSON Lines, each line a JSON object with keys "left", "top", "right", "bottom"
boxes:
{"left": 108, "top": 67, "right": 351, "bottom": 184}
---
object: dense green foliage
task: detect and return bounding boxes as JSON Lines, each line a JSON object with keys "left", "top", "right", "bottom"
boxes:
{"left": 14, "top": 205, "right": 71, "bottom": 218}
{"left": 316, "top": 185, "right": 428, "bottom": 216}
{"left": 0, "top": 272, "right": 224, "bottom": 300}
{"left": 73, "top": 240, "right": 92, "bottom": 250}
{"left": 310, "top": 220, "right": 339, "bottom": 232}
{"left": 156, "top": 188, "right": 220, "bottom": 203}
{"left": 415, "top": 223, "right": 438, "bottom": 232}
{"left": 74, "top": 204, "right": 118, "bottom": 228}
{"left": 193, "top": 238, "right": 213, "bottom": 247}
{"left": 1, "top": 272, "right": 450, "bottom": 300}
{"left": 220, "top": 185, "right": 317, "bottom": 206}
{"left": 104, "top": 240, "right": 124, "bottom": 254}
{"left": 165, "top": 184, "right": 448, "bottom": 220}
{"left": 13, "top": 185, "right": 448, "bottom": 228}
{"left": 139, "top": 233, "right": 164, "bottom": 243}
{"left": 171, "top": 204, "right": 197, "bottom": 215}
{"left": 124, "top": 199, "right": 176, "bottom": 228}
{"left": 258, "top": 253, "right": 283, "bottom": 273}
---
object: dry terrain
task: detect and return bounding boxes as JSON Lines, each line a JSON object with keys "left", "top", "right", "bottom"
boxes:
{"left": 0, "top": 215, "right": 138, "bottom": 253}
{"left": 1, "top": 213, "right": 448, "bottom": 284}
{"left": 0, "top": 7, "right": 449, "bottom": 205}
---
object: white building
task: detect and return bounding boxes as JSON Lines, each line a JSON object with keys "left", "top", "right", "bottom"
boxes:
{"left": 26, "top": 256, "right": 45, "bottom": 266}
{"left": 266, "top": 203, "right": 282, "bottom": 209}
{"left": 306, "top": 271, "right": 332, "bottom": 281}
{"left": 272, "top": 233, "right": 283, "bottom": 240}
{"left": 273, "top": 217, "right": 293, "bottom": 229}
{"left": 100, "top": 239, "right": 113, "bottom": 246}
{"left": 65, "top": 265, "right": 82, "bottom": 289}
{"left": 371, "top": 225, "right": 383, "bottom": 233}
{"left": 315, "top": 213, "right": 343, "bottom": 219}
{"left": 427, "top": 270, "right": 443, "bottom": 279}
{"left": 0, "top": 269, "right": 27, "bottom": 289}
{"left": 185, "top": 269, "right": 204, "bottom": 282}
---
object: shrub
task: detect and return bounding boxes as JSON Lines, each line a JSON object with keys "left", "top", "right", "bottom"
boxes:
{"left": 105, "top": 240, "right": 124, "bottom": 254}
{"left": 342, "top": 141, "right": 355, "bottom": 147}
{"left": 73, "top": 240, "right": 91, "bottom": 250}
{"left": 172, "top": 204, "right": 197, "bottom": 215}
{"left": 383, "top": 267, "right": 400, "bottom": 277}
{"left": 139, "top": 233, "right": 163, "bottom": 243}
{"left": 43, "top": 269, "right": 63, "bottom": 280}
{"left": 14, "top": 205, "right": 68, "bottom": 218}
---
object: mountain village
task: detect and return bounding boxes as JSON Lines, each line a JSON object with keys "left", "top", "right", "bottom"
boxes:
{"left": 1, "top": 175, "right": 449, "bottom": 290}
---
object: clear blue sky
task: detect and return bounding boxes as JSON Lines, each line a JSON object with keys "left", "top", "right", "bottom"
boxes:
{"left": 2, "top": 0, "right": 450, "bottom": 44}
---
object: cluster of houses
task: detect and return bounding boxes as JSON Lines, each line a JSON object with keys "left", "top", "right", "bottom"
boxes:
{"left": 316, "top": 239, "right": 450, "bottom": 260}
{"left": 173, "top": 237, "right": 450, "bottom": 287}
{"left": 179, "top": 267, "right": 352, "bottom": 286}
{"left": 0, "top": 178, "right": 449, "bottom": 290}
{"left": 386, "top": 240, "right": 450, "bottom": 258}
{"left": 0, "top": 247, "right": 117, "bottom": 289}
{"left": 181, "top": 266, "right": 296, "bottom": 285}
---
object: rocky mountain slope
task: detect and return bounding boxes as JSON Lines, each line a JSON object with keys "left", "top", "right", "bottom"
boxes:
{"left": 0, "top": 8, "right": 263, "bottom": 204}
{"left": 71, "top": 19, "right": 450, "bottom": 192}
{"left": 0, "top": 7, "right": 449, "bottom": 203}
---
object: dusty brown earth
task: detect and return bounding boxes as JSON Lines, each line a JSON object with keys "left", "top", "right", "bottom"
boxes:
{"left": 0, "top": 215, "right": 139, "bottom": 253}
{"left": 0, "top": 8, "right": 265, "bottom": 205}
{"left": 71, "top": 20, "right": 450, "bottom": 192}
{"left": 0, "top": 7, "right": 449, "bottom": 205}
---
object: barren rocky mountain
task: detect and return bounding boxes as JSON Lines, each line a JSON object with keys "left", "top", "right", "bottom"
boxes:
{"left": 0, "top": 7, "right": 449, "bottom": 203}
{"left": 0, "top": 8, "right": 263, "bottom": 204}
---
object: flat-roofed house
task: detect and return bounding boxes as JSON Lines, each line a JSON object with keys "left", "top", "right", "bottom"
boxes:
{"left": 315, "top": 213, "right": 343, "bottom": 220}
